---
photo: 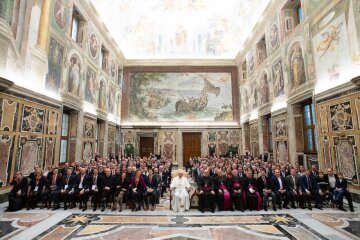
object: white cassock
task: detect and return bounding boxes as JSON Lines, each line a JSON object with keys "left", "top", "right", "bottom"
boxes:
{"left": 170, "top": 176, "right": 190, "bottom": 212}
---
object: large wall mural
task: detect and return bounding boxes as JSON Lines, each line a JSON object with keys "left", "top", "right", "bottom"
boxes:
{"left": 128, "top": 72, "right": 234, "bottom": 122}
{"left": 45, "top": 37, "right": 64, "bottom": 92}
{"left": 311, "top": 1, "right": 352, "bottom": 90}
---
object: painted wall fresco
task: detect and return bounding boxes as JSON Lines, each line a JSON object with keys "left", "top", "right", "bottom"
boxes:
{"left": 67, "top": 54, "right": 82, "bottom": 97}
{"left": 83, "top": 117, "right": 96, "bottom": 161}
{"left": 98, "top": 79, "right": 107, "bottom": 111}
{"left": 267, "top": 15, "right": 280, "bottom": 55}
{"left": 128, "top": 72, "right": 233, "bottom": 122}
{"left": 288, "top": 42, "right": 306, "bottom": 90}
{"left": 311, "top": 1, "right": 352, "bottom": 90}
{"left": 45, "top": 38, "right": 64, "bottom": 92}
{"left": 272, "top": 59, "right": 285, "bottom": 98}
{"left": 260, "top": 71, "right": 270, "bottom": 105}
{"left": 85, "top": 68, "right": 97, "bottom": 104}
{"left": 52, "top": 0, "right": 71, "bottom": 31}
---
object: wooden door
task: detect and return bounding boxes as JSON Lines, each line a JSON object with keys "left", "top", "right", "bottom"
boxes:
{"left": 140, "top": 137, "right": 154, "bottom": 158}
{"left": 183, "top": 133, "right": 202, "bottom": 166}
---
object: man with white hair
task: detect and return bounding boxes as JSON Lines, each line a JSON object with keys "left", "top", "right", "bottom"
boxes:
{"left": 170, "top": 169, "right": 191, "bottom": 212}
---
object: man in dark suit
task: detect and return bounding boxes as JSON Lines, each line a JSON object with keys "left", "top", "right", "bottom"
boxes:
{"left": 60, "top": 167, "right": 75, "bottom": 210}
{"left": 286, "top": 168, "right": 303, "bottom": 208}
{"left": 70, "top": 167, "right": 90, "bottom": 211}
{"left": 256, "top": 168, "right": 273, "bottom": 211}
{"left": 311, "top": 165, "right": 319, "bottom": 178}
{"left": 50, "top": 168, "right": 62, "bottom": 210}
{"left": 144, "top": 169, "right": 159, "bottom": 210}
{"left": 271, "top": 169, "right": 289, "bottom": 210}
{"left": 100, "top": 168, "right": 115, "bottom": 211}
{"left": 301, "top": 169, "right": 322, "bottom": 210}
{"left": 88, "top": 167, "right": 102, "bottom": 211}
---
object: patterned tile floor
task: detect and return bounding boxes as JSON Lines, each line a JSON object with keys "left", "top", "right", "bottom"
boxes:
{"left": 0, "top": 199, "right": 358, "bottom": 240}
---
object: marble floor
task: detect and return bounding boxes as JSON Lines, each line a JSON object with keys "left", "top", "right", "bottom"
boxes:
{"left": 0, "top": 200, "right": 358, "bottom": 240}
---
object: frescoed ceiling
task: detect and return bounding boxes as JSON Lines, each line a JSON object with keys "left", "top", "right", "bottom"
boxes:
{"left": 90, "top": 0, "right": 271, "bottom": 59}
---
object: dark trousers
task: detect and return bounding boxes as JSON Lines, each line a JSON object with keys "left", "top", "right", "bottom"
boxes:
{"left": 70, "top": 188, "right": 88, "bottom": 205}
{"left": 199, "top": 192, "right": 215, "bottom": 211}
{"left": 51, "top": 189, "right": 61, "bottom": 206}
{"left": 231, "top": 193, "right": 244, "bottom": 211}
{"left": 61, "top": 190, "right": 70, "bottom": 206}
{"left": 89, "top": 190, "right": 101, "bottom": 207}
{"left": 101, "top": 189, "right": 113, "bottom": 206}
{"left": 28, "top": 191, "right": 41, "bottom": 208}
{"left": 289, "top": 190, "right": 305, "bottom": 207}
{"left": 272, "top": 190, "right": 289, "bottom": 207}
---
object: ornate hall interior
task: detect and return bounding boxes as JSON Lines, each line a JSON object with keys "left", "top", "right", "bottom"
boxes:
{"left": 0, "top": 0, "right": 360, "bottom": 239}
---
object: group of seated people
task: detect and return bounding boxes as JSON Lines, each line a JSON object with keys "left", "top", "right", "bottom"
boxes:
{"left": 6, "top": 154, "right": 355, "bottom": 213}
{"left": 188, "top": 155, "right": 355, "bottom": 213}
{"left": 7, "top": 156, "right": 172, "bottom": 212}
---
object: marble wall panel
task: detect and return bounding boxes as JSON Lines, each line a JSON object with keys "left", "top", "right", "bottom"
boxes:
{"left": 21, "top": 105, "right": 45, "bottom": 133}
{"left": 46, "top": 111, "right": 58, "bottom": 135}
{"left": 0, "top": 135, "right": 14, "bottom": 184}
{"left": 44, "top": 137, "right": 55, "bottom": 168}
{"left": 19, "top": 137, "right": 41, "bottom": 176}
{"left": 0, "top": 98, "right": 18, "bottom": 131}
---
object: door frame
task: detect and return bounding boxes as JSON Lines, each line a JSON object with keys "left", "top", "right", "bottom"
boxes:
{"left": 179, "top": 130, "right": 204, "bottom": 168}
{"left": 136, "top": 132, "right": 158, "bottom": 157}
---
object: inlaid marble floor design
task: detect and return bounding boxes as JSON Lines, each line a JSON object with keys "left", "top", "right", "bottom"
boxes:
{"left": 0, "top": 202, "right": 358, "bottom": 240}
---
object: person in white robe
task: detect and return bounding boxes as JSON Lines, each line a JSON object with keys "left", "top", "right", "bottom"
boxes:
{"left": 170, "top": 169, "right": 191, "bottom": 212}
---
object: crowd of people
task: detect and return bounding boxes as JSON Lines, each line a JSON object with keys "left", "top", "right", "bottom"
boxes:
{"left": 7, "top": 155, "right": 172, "bottom": 212}
{"left": 188, "top": 154, "right": 355, "bottom": 212}
{"left": 6, "top": 153, "right": 355, "bottom": 213}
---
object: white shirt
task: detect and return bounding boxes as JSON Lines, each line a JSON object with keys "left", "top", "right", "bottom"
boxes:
{"left": 328, "top": 175, "right": 336, "bottom": 188}
{"left": 277, "top": 176, "right": 283, "bottom": 189}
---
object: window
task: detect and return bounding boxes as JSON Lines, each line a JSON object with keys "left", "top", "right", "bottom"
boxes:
{"left": 241, "top": 61, "right": 247, "bottom": 81}
{"left": 297, "top": 5, "right": 303, "bottom": 23}
{"left": 60, "top": 112, "right": 70, "bottom": 163}
{"left": 70, "top": 7, "right": 86, "bottom": 44}
{"left": 100, "top": 45, "right": 109, "bottom": 70}
{"left": 268, "top": 116, "right": 273, "bottom": 152}
{"left": 302, "top": 103, "right": 317, "bottom": 153}
{"left": 71, "top": 13, "right": 79, "bottom": 42}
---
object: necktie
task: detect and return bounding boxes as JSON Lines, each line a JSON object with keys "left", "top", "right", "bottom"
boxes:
{"left": 293, "top": 176, "right": 296, "bottom": 188}
{"left": 66, "top": 175, "right": 70, "bottom": 184}
{"left": 307, "top": 176, "right": 310, "bottom": 189}
{"left": 263, "top": 177, "right": 266, "bottom": 186}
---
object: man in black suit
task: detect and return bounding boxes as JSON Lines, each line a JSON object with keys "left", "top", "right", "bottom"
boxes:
{"left": 301, "top": 169, "right": 322, "bottom": 210}
{"left": 88, "top": 167, "right": 102, "bottom": 211}
{"left": 144, "top": 169, "right": 159, "bottom": 211}
{"left": 100, "top": 168, "right": 115, "bottom": 211}
{"left": 311, "top": 165, "right": 319, "bottom": 178}
{"left": 271, "top": 169, "right": 289, "bottom": 210}
{"left": 256, "top": 168, "right": 273, "bottom": 211}
{"left": 286, "top": 168, "right": 303, "bottom": 208}
{"left": 69, "top": 167, "right": 90, "bottom": 211}
{"left": 60, "top": 167, "right": 75, "bottom": 210}
{"left": 50, "top": 168, "right": 62, "bottom": 210}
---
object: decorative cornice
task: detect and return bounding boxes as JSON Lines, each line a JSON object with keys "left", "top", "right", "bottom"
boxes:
{"left": 0, "top": 77, "right": 14, "bottom": 91}
{"left": 351, "top": 75, "right": 360, "bottom": 86}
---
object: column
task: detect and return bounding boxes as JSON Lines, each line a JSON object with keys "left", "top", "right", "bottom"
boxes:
{"left": 37, "top": 0, "right": 50, "bottom": 50}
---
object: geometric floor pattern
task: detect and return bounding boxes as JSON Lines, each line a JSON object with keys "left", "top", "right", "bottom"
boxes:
{"left": 0, "top": 209, "right": 359, "bottom": 240}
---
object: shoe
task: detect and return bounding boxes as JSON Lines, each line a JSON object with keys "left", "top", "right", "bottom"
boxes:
{"left": 264, "top": 206, "right": 268, "bottom": 211}
{"left": 273, "top": 206, "right": 277, "bottom": 211}
{"left": 69, "top": 203, "right": 75, "bottom": 209}
{"left": 79, "top": 204, "right": 82, "bottom": 210}
{"left": 82, "top": 206, "right": 87, "bottom": 211}
{"left": 291, "top": 204, "right": 296, "bottom": 209}
{"left": 230, "top": 208, "right": 234, "bottom": 212}
{"left": 350, "top": 208, "right": 354, "bottom": 212}
{"left": 241, "top": 209, "right": 245, "bottom": 212}
{"left": 338, "top": 206, "right": 347, "bottom": 212}
{"left": 64, "top": 205, "right": 68, "bottom": 210}
{"left": 211, "top": 209, "right": 215, "bottom": 213}
{"left": 300, "top": 205, "right": 305, "bottom": 209}
{"left": 284, "top": 205, "right": 290, "bottom": 209}
{"left": 279, "top": 205, "right": 282, "bottom": 210}
{"left": 27, "top": 206, "right": 30, "bottom": 210}
{"left": 308, "top": 205, "right": 312, "bottom": 210}
{"left": 201, "top": 209, "right": 205, "bottom": 213}
{"left": 93, "top": 207, "right": 96, "bottom": 211}
{"left": 101, "top": 206, "right": 105, "bottom": 212}
{"left": 151, "top": 206, "right": 154, "bottom": 211}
